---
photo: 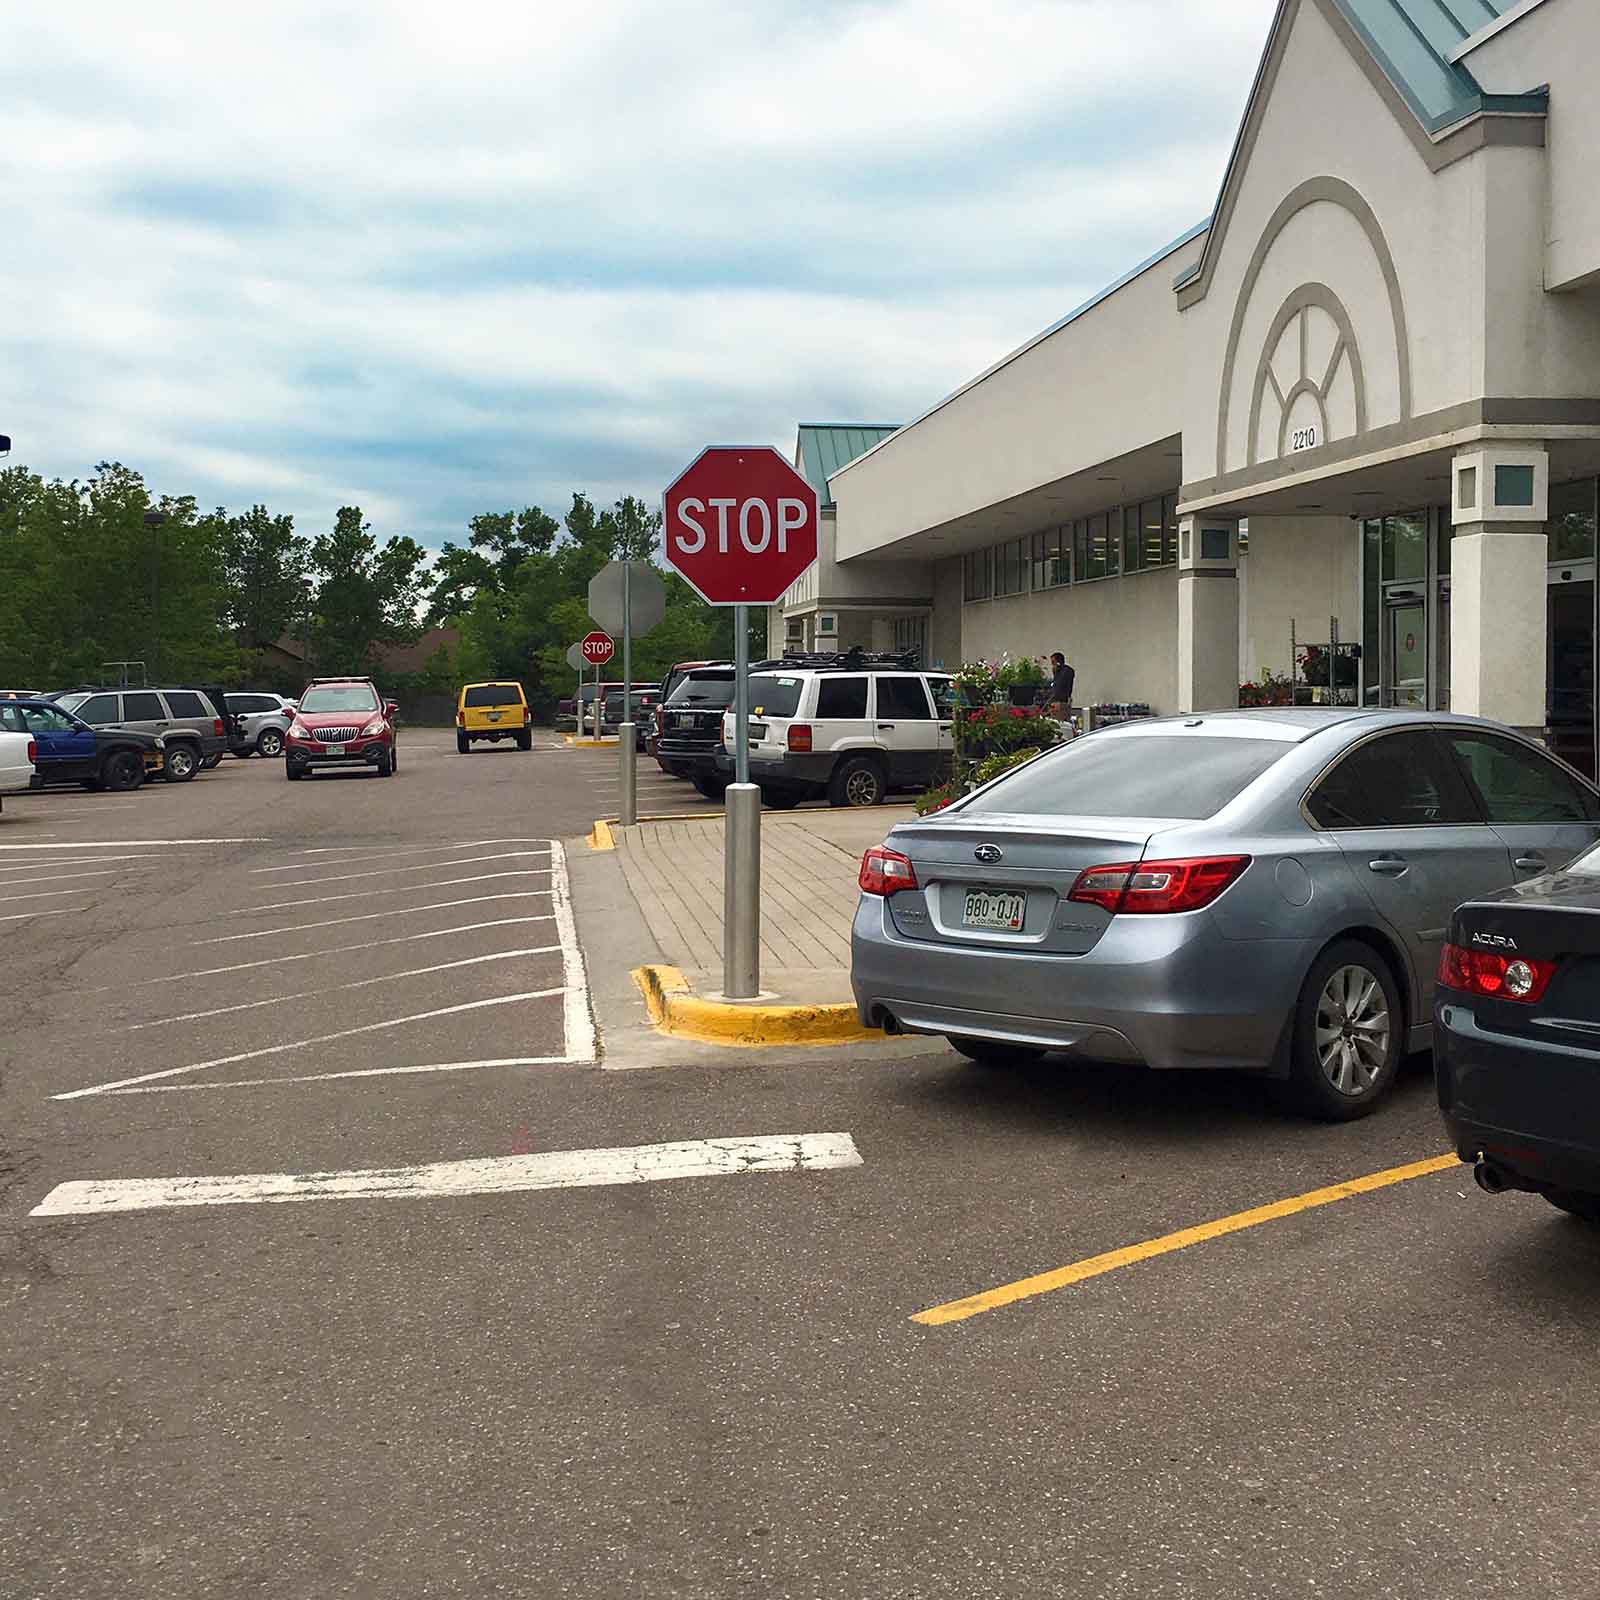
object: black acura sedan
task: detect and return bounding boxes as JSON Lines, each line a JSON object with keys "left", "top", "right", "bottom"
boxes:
{"left": 1437, "top": 840, "right": 1600, "bottom": 1222}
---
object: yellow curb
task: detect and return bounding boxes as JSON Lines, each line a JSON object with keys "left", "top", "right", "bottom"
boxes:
{"left": 567, "top": 738, "right": 614, "bottom": 748}
{"left": 632, "top": 964, "right": 882, "bottom": 1048}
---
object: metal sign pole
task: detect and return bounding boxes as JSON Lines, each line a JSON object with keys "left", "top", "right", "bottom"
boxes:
{"left": 591, "top": 662, "right": 600, "bottom": 739}
{"left": 619, "top": 562, "right": 636, "bottom": 825}
{"left": 723, "top": 601, "right": 760, "bottom": 998}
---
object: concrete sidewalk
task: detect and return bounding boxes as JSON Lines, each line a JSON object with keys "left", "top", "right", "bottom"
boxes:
{"left": 612, "top": 805, "right": 914, "bottom": 1010}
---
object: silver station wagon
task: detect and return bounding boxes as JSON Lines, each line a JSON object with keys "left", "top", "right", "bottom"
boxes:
{"left": 851, "top": 709, "right": 1600, "bottom": 1119}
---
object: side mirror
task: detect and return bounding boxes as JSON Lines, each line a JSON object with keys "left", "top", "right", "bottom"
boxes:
{"left": 385, "top": 701, "right": 399, "bottom": 720}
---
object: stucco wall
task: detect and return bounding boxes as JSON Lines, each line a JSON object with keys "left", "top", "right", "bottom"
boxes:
{"left": 1469, "top": 0, "right": 1600, "bottom": 294}
{"left": 929, "top": 557, "right": 964, "bottom": 671}
{"left": 832, "top": 234, "right": 1204, "bottom": 560}
{"left": 781, "top": 509, "right": 933, "bottom": 609}
{"left": 960, "top": 567, "right": 1181, "bottom": 712}
{"left": 1179, "top": 0, "right": 1486, "bottom": 486}
{"left": 1239, "top": 515, "right": 1361, "bottom": 683}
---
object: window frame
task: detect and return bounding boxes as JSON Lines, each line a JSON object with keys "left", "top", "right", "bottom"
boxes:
{"left": 872, "top": 674, "right": 935, "bottom": 721}
{"left": 1440, "top": 729, "right": 1600, "bottom": 825}
{"left": 121, "top": 691, "right": 166, "bottom": 721}
{"left": 813, "top": 675, "right": 868, "bottom": 721}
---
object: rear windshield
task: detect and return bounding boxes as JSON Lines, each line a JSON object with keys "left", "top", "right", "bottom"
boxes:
{"left": 747, "top": 675, "right": 804, "bottom": 719}
{"left": 670, "top": 673, "right": 735, "bottom": 707}
{"left": 300, "top": 685, "right": 380, "bottom": 713}
{"left": 962, "top": 734, "right": 1290, "bottom": 820}
{"left": 1569, "top": 840, "right": 1600, "bottom": 876}
{"left": 465, "top": 684, "right": 521, "bottom": 707}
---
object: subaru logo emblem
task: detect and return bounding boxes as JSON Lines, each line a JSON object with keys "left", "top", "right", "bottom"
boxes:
{"left": 974, "top": 844, "right": 1003, "bottom": 864}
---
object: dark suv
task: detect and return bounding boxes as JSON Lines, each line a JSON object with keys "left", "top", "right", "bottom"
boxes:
{"left": 655, "top": 665, "right": 738, "bottom": 799}
{"left": 54, "top": 686, "right": 228, "bottom": 782}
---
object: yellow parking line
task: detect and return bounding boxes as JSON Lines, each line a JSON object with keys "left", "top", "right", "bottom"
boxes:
{"left": 912, "top": 1151, "right": 1461, "bottom": 1327}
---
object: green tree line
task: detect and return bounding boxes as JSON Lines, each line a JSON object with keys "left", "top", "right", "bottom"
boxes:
{"left": 0, "top": 461, "right": 746, "bottom": 714}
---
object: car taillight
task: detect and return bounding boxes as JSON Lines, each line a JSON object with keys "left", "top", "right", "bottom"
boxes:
{"left": 1069, "top": 855, "right": 1250, "bottom": 915}
{"left": 212, "top": 718, "right": 224, "bottom": 737}
{"left": 27, "top": 739, "right": 36, "bottom": 763}
{"left": 456, "top": 710, "right": 465, "bottom": 725}
{"left": 788, "top": 724, "right": 812, "bottom": 753}
{"left": 1437, "top": 944, "right": 1557, "bottom": 1003}
{"left": 859, "top": 846, "right": 917, "bottom": 896}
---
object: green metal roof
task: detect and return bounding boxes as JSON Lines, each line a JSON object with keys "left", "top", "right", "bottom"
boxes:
{"left": 1330, "top": 0, "right": 1545, "bottom": 132}
{"left": 795, "top": 425, "right": 900, "bottom": 508}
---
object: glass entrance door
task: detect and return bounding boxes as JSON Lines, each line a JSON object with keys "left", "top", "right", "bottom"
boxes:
{"left": 1548, "top": 566, "right": 1596, "bottom": 780}
{"left": 1385, "top": 597, "right": 1427, "bottom": 708}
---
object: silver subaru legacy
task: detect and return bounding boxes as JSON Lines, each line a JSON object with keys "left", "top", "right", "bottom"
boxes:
{"left": 851, "top": 709, "right": 1600, "bottom": 1118}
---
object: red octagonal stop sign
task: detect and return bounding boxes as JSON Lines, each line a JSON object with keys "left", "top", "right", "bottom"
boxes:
{"left": 662, "top": 446, "right": 819, "bottom": 606}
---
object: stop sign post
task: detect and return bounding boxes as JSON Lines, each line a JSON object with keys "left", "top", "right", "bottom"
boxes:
{"left": 576, "top": 632, "right": 613, "bottom": 739}
{"left": 662, "top": 446, "right": 820, "bottom": 1001}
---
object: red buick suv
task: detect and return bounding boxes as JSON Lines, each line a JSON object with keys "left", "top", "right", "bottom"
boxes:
{"left": 284, "top": 677, "right": 399, "bottom": 780}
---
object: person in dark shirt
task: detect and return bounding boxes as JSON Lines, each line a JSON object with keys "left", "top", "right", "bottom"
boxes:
{"left": 1047, "top": 652, "right": 1075, "bottom": 718}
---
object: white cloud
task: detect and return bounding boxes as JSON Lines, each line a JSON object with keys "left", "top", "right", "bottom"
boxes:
{"left": 3, "top": 0, "right": 1279, "bottom": 545}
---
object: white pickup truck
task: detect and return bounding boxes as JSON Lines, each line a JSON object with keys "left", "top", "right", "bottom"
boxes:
{"left": 0, "top": 728, "right": 36, "bottom": 813}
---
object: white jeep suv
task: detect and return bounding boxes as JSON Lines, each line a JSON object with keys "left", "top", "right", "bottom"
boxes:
{"left": 718, "top": 660, "right": 955, "bottom": 807}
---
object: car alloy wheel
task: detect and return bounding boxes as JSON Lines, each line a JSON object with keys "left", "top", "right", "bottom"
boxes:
{"left": 1314, "top": 963, "right": 1391, "bottom": 1097}
{"left": 164, "top": 745, "right": 197, "bottom": 781}
{"left": 258, "top": 729, "right": 285, "bottom": 757}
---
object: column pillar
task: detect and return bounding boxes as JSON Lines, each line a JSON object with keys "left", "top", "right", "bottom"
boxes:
{"left": 1449, "top": 445, "right": 1548, "bottom": 736}
{"left": 1176, "top": 514, "right": 1241, "bottom": 713}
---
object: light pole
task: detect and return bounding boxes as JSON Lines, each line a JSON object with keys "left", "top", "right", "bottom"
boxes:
{"left": 144, "top": 510, "right": 167, "bottom": 678}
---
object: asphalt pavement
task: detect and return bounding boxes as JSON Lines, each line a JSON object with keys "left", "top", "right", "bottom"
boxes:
{"left": 4, "top": 729, "right": 1598, "bottom": 1598}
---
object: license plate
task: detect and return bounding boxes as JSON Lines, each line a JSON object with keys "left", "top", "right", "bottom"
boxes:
{"left": 323, "top": 744, "right": 344, "bottom": 756}
{"left": 749, "top": 723, "right": 767, "bottom": 739}
{"left": 487, "top": 712, "right": 500, "bottom": 722}
{"left": 962, "top": 889, "right": 1026, "bottom": 931}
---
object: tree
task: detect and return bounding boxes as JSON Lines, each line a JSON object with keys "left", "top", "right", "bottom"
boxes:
{"left": 308, "top": 506, "right": 430, "bottom": 675}
{"left": 221, "top": 505, "right": 310, "bottom": 664}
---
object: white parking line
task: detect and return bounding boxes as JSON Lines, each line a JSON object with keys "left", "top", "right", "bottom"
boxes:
{"left": 193, "top": 891, "right": 555, "bottom": 944}
{"left": 97, "top": 917, "right": 556, "bottom": 989}
{"left": 263, "top": 849, "right": 552, "bottom": 890}
{"left": 129, "top": 947, "right": 562, "bottom": 1029}
{"left": 241, "top": 869, "right": 553, "bottom": 914}
{"left": 30, "top": 1132, "right": 864, "bottom": 1215}
{"left": 0, "top": 855, "right": 158, "bottom": 874}
{"left": 0, "top": 908, "right": 79, "bottom": 925}
{"left": 0, "top": 868, "right": 119, "bottom": 887}
{"left": 0, "top": 839, "right": 268, "bottom": 850}
{"left": 1, "top": 885, "right": 99, "bottom": 903}
{"left": 97, "top": 1056, "right": 577, "bottom": 1094}
{"left": 53, "top": 990, "right": 570, "bottom": 1100}
{"left": 286, "top": 838, "right": 556, "bottom": 861}
{"left": 549, "top": 841, "right": 596, "bottom": 1063}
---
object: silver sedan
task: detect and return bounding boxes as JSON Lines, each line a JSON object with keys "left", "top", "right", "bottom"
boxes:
{"left": 851, "top": 709, "right": 1600, "bottom": 1118}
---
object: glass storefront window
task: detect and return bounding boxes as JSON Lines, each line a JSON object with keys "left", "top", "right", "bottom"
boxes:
{"left": 1362, "top": 519, "right": 1382, "bottom": 705}
{"left": 1123, "top": 505, "right": 1144, "bottom": 573}
{"left": 1086, "top": 514, "right": 1109, "bottom": 580}
{"left": 1383, "top": 512, "right": 1427, "bottom": 582}
{"left": 1551, "top": 478, "right": 1598, "bottom": 564}
{"left": 1162, "top": 494, "right": 1179, "bottom": 565}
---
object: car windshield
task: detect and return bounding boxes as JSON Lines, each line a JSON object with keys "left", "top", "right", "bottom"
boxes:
{"left": 961, "top": 733, "right": 1290, "bottom": 820}
{"left": 299, "top": 685, "right": 379, "bottom": 713}
{"left": 670, "top": 674, "right": 735, "bottom": 707}
{"left": 465, "top": 684, "right": 520, "bottom": 707}
{"left": 55, "top": 693, "right": 88, "bottom": 713}
{"left": 747, "top": 675, "right": 805, "bottom": 718}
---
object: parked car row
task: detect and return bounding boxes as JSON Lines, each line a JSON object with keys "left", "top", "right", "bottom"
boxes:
{"left": 647, "top": 651, "right": 956, "bottom": 809}
{"left": 849, "top": 705, "right": 1600, "bottom": 1220}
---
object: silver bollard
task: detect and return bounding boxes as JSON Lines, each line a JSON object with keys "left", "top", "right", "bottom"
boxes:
{"left": 722, "top": 782, "right": 761, "bottom": 999}
{"left": 618, "top": 721, "right": 637, "bottom": 826}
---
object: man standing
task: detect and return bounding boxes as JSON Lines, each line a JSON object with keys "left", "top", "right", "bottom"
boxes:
{"left": 1047, "top": 651, "right": 1076, "bottom": 720}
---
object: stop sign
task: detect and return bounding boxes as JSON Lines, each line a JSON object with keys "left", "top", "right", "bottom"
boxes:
{"left": 579, "top": 630, "right": 615, "bottom": 666}
{"left": 662, "top": 446, "right": 819, "bottom": 605}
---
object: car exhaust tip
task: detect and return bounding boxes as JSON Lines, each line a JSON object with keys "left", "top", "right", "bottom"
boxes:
{"left": 874, "top": 1008, "right": 901, "bottom": 1036}
{"left": 1474, "top": 1159, "right": 1512, "bottom": 1196}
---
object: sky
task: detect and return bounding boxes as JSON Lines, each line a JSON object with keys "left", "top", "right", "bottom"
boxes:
{"left": 4, "top": 0, "right": 1279, "bottom": 553}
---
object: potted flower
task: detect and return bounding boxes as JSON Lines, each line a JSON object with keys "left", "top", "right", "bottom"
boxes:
{"left": 996, "top": 654, "right": 1046, "bottom": 706}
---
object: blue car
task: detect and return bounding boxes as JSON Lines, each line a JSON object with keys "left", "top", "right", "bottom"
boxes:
{"left": 0, "top": 699, "right": 163, "bottom": 792}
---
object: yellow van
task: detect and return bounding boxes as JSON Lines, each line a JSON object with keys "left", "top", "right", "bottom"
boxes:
{"left": 456, "top": 681, "right": 531, "bottom": 752}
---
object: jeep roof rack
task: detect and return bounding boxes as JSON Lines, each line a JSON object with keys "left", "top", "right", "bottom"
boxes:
{"left": 768, "top": 648, "right": 923, "bottom": 672}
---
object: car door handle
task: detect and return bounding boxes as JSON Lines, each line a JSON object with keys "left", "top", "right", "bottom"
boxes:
{"left": 877, "top": 723, "right": 895, "bottom": 730}
{"left": 1514, "top": 855, "right": 1548, "bottom": 871}
{"left": 1368, "top": 856, "right": 1409, "bottom": 876}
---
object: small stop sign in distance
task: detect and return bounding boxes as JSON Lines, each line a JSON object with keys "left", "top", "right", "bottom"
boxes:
{"left": 662, "top": 445, "right": 819, "bottom": 606}
{"left": 580, "top": 631, "right": 615, "bottom": 665}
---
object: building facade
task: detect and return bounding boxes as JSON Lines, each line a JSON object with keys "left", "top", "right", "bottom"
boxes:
{"left": 827, "top": 0, "right": 1600, "bottom": 776}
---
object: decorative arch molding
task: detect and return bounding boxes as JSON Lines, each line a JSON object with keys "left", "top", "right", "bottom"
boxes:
{"left": 1246, "top": 282, "right": 1368, "bottom": 467}
{"left": 1216, "top": 175, "right": 1410, "bottom": 475}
